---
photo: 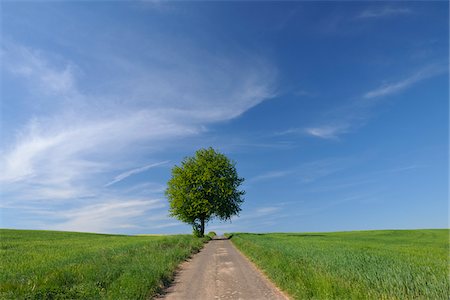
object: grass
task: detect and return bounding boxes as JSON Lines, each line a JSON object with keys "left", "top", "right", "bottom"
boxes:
{"left": 230, "top": 229, "right": 449, "bottom": 299}
{"left": 0, "top": 229, "right": 208, "bottom": 299}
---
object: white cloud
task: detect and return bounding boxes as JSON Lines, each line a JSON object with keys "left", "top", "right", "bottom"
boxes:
{"left": 51, "top": 199, "right": 165, "bottom": 233}
{"left": 105, "top": 161, "right": 169, "bottom": 187}
{"left": 3, "top": 43, "right": 78, "bottom": 96}
{"left": 276, "top": 122, "right": 353, "bottom": 140}
{"left": 371, "top": 164, "right": 424, "bottom": 175}
{"left": 296, "top": 158, "right": 353, "bottom": 183}
{"left": 122, "top": 182, "right": 167, "bottom": 195}
{"left": 304, "top": 124, "right": 350, "bottom": 140}
{"left": 364, "top": 65, "right": 446, "bottom": 99}
{"left": 147, "top": 213, "right": 172, "bottom": 222}
{"left": 249, "top": 170, "right": 292, "bottom": 183}
{"left": 357, "top": 7, "right": 412, "bottom": 19}
{"left": 299, "top": 64, "right": 447, "bottom": 140}
{"left": 293, "top": 194, "right": 375, "bottom": 217}
{"left": 255, "top": 206, "right": 280, "bottom": 215}
{"left": 0, "top": 112, "right": 185, "bottom": 201}
{"left": 1, "top": 39, "right": 276, "bottom": 232}
{"left": 1, "top": 42, "right": 276, "bottom": 186}
{"left": 230, "top": 206, "right": 283, "bottom": 223}
{"left": 154, "top": 222, "right": 182, "bottom": 229}
{"left": 246, "top": 158, "right": 355, "bottom": 189}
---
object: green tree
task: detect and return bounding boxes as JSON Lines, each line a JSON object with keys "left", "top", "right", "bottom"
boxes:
{"left": 165, "top": 148, "right": 245, "bottom": 237}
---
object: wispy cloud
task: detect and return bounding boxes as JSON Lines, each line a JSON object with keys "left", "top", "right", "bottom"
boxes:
{"left": 105, "top": 161, "right": 169, "bottom": 187}
{"left": 297, "top": 64, "right": 447, "bottom": 140}
{"left": 363, "top": 65, "right": 446, "bottom": 99}
{"left": 2, "top": 43, "right": 78, "bottom": 97}
{"left": 255, "top": 206, "right": 280, "bottom": 216}
{"left": 154, "top": 222, "right": 181, "bottom": 229}
{"left": 296, "top": 157, "right": 356, "bottom": 183}
{"left": 357, "top": 7, "right": 412, "bottom": 19}
{"left": 1, "top": 37, "right": 276, "bottom": 232}
{"left": 230, "top": 205, "right": 283, "bottom": 223}
{"left": 1, "top": 41, "right": 275, "bottom": 185}
{"left": 276, "top": 119, "right": 355, "bottom": 140}
{"left": 304, "top": 124, "right": 350, "bottom": 140}
{"left": 248, "top": 157, "right": 357, "bottom": 187}
{"left": 122, "top": 182, "right": 166, "bottom": 195}
{"left": 305, "top": 179, "right": 375, "bottom": 194}
{"left": 51, "top": 199, "right": 166, "bottom": 233}
{"left": 294, "top": 193, "right": 377, "bottom": 217}
{"left": 304, "top": 163, "right": 425, "bottom": 194}
{"left": 371, "top": 164, "right": 425, "bottom": 175}
{"left": 249, "top": 170, "right": 292, "bottom": 183}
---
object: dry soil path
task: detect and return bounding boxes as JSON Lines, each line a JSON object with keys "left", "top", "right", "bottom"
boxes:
{"left": 159, "top": 236, "right": 288, "bottom": 300}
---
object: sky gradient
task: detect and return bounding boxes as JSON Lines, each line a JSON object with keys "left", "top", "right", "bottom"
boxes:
{"left": 1, "top": 1, "right": 448, "bottom": 234}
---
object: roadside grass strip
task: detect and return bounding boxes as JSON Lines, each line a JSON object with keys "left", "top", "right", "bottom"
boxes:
{"left": 0, "top": 229, "right": 208, "bottom": 299}
{"left": 230, "top": 229, "right": 449, "bottom": 299}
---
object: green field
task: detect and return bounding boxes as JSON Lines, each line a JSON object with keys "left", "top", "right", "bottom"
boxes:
{"left": 0, "top": 229, "right": 208, "bottom": 299}
{"left": 230, "top": 229, "right": 449, "bottom": 299}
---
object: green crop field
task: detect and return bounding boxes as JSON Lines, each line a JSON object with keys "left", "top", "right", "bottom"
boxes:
{"left": 230, "top": 229, "right": 449, "bottom": 299}
{"left": 0, "top": 229, "right": 208, "bottom": 299}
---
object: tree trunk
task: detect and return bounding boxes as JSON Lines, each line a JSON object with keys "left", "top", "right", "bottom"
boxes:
{"left": 200, "top": 218, "right": 205, "bottom": 237}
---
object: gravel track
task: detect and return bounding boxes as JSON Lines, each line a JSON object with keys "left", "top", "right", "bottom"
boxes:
{"left": 159, "top": 236, "right": 288, "bottom": 300}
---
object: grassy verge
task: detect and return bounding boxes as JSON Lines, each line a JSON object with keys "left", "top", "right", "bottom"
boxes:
{"left": 229, "top": 229, "right": 449, "bottom": 299}
{"left": 0, "top": 229, "right": 208, "bottom": 299}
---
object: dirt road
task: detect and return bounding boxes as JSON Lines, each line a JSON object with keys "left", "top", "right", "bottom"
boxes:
{"left": 160, "top": 236, "right": 288, "bottom": 300}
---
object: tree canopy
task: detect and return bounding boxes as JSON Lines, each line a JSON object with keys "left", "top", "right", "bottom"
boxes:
{"left": 165, "top": 148, "right": 245, "bottom": 237}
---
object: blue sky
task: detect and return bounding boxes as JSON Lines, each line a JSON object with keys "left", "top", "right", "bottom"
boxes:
{"left": 1, "top": 1, "right": 448, "bottom": 234}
